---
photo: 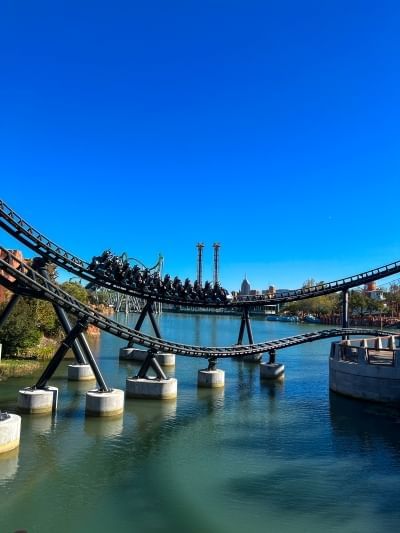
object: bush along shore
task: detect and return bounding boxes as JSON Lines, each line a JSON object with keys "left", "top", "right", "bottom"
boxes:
{"left": 0, "top": 280, "right": 101, "bottom": 381}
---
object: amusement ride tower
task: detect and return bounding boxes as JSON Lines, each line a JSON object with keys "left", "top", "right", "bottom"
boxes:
{"left": 213, "top": 242, "right": 220, "bottom": 285}
{"left": 196, "top": 242, "right": 204, "bottom": 287}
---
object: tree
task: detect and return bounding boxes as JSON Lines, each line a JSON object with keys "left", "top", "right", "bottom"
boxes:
{"left": 349, "top": 290, "right": 384, "bottom": 316}
{"left": 282, "top": 279, "right": 340, "bottom": 316}
{"left": 384, "top": 283, "right": 400, "bottom": 316}
{"left": 0, "top": 297, "right": 41, "bottom": 355}
{"left": 61, "top": 282, "right": 89, "bottom": 304}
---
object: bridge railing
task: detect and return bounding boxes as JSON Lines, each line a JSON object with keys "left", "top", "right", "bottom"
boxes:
{"left": 333, "top": 335, "right": 400, "bottom": 367}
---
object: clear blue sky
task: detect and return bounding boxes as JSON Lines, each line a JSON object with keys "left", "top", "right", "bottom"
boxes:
{"left": 1, "top": 1, "right": 400, "bottom": 291}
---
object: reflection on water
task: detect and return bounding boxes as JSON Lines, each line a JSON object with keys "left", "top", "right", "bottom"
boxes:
{"left": 84, "top": 415, "right": 124, "bottom": 439}
{"left": 196, "top": 387, "right": 225, "bottom": 410}
{"left": 25, "top": 413, "right": 56, "bottom": 436}
{"left": 125, "top": 397, "right": 177, "bottom": 426}
{"left": 1, "top": 314, "right": 400, "bottom": 533}
{"left": 0, "top": 447, "right": 19, "bottom": 482}
{"left": 329, "top": 392, "right": 400, "bottom": 459}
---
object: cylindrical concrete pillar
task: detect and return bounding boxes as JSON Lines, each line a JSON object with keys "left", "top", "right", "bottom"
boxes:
{"left": 260, "top": 363, "right": 285, "bottom": 380}
{"left": 374, "top": 337, "right": 383, "bottom": 350}
{"left": 388, "top": 336, "right": 396, "bottom": 350}
{"left": 156, "top": 353, "right": 175, "bottom": 367}
{"left": 197, "top": 369, "right": 225, "bottom": 388}
{"left": 126, "top": 377, "right": 177, "bottom": 399}
{"left": 18, "top": 387, "right": 58, "bottom": 414}
{"left": 243, "top": 354, "right": 262, "bottom": 363}
{"left": 360, "top": 339, "right": 368, "bottom": 348}
{"left": 119, "top": 347, "right": 147, "bottom": 361}
{"left": 68, "top": 364, "right": 95, "bottom": 381}
{"left": 85, "top": 389, "right": 124, "bottom": 417}
{"left": 0, "top": 414, "right": 21, "bottom": 454}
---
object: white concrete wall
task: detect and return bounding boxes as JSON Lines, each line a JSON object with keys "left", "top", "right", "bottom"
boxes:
{"left": 329, "top": 338, "right": 400, "bottom": 402}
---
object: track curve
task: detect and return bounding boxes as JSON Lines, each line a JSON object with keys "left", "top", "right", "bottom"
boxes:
{"left": 0, "top": 248, "right": 394, "bottom": 358}
{"left": 2, "top": 199, "right": 400, "bottom": 308}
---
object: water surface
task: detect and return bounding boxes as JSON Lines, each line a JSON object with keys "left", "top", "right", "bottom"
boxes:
{"left": 1, "top": 312, "right": 400, "bottom": 533}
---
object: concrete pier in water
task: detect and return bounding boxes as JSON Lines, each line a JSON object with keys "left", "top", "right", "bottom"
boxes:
{"left": 68, "top": 364, "right": 95, "bottom": 381}
{"left": 260, "top": 363, "right": 285, "bottom": 380}
{"left": 197, "top": 369, "right": 225, "bottom": 388}
{"left": 156, "top": 352, "right": 175, "bottom": 367}
{"left": 85, "top": 388, "right": 125, "bottom": 417}
{"left": 243, "top": 353, "right": 262, "bottom": 363}
{"left": 119, "top": 347, "right": 147, "bottom": 361}
{"left": 18, "top": 386, "right": 58, "bottom": 414}
{"left": 0, "top": 414, "right": 21, "bottom": 454}
{"left": 126, "top": 377, "right": 178, "bottom": 399}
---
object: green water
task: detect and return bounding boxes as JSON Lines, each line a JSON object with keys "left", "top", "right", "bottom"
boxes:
{"left": 1, "top": 313, "right": 400, "bottom": 533}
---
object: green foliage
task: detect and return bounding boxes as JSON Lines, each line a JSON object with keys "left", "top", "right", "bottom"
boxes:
{"left": 0, "top": 298, "right": 42, "bottom": 355}
{"left": 349, "top": 290, "right": 384, "bottom": 315}
{"left": 34, "top": 300, "right": 61, "bottom": 337}
{"left": 383, "top": 283, "right": 400, "bottom": 315}
{"left": 61, "top": 282, "right": 89, "bottom": 304}
{"left": 0, "top": 280, "right": 92, "bottom": 357}
{"left": 283, "top": 280, "right": 340, "bottom": 316}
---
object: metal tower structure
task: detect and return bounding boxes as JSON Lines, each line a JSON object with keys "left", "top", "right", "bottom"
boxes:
{"left": 196, "top": 243, "right": 204, "bottom": 287}
{"left": 213, "top": 242, "right": 220, "bottom": 285}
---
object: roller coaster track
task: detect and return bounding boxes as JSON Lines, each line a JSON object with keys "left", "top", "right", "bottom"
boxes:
{"left": 0, "top": 248, "right": 394, "bottom": 358}
{"left": 2, "top": 200, "right": 400, "bottom": 308}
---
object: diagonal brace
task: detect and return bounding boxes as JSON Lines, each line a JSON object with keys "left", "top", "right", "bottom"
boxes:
{"left": 136, "top": 349, "right": 168, "bottom": 380}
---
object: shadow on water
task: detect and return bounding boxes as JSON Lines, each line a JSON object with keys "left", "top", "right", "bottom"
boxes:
{"left": 221, "top": 394, "right": 400, "bottom": 530}
{"left": 329, "top": 391, "right": 400, "bottom": 458}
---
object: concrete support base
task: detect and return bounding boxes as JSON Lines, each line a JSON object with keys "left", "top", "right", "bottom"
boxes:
{"left": 18, "top": 387, "right": 58, "bottom": 414}
{"left": 243, "top": 354, "right": 262, "bottom": 363}
{"left": 125, "top": 377, "right": 177, "bottom": 399}
{"left": 85, "top": 388, "right": 124, "bottom": 417}
{"left": 374, "top": 338, "right": 383, "bottom": 350}
{"left": 198, "top": 369, "right": 225, "bottom": 388}
{"left": 0, "top": 414, "right": 21, "bottom": 454}
{"left": 156, "top": 352, "right": 175, "bottom": 367}
{"left": 119, "top": 347, "right": 147, "bottom": 361}
{"left": 68, "top": 364, "right": 95, "bottom": 381}
{"left": 388, "top": 336, "right": 396, "bottom": 350}
{"left": 260, "top": 363, "right": 285, "bottom": 380}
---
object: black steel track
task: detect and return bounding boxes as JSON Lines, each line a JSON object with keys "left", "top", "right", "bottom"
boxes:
{"left": 2, "top": 199, "right": 400, "bottom": 308}
{"left": 0, "top": 248, "right": 394, "bottom": 358}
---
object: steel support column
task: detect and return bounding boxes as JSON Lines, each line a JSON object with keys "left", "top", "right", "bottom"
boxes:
{"left": 127, "top": 301, "right": 150, "bottom": 347}
{"left": 127, "top": 300, "right": 162, "bottom": 348}
{"left": 237, "top": 312, "right": 247, "bottom": 345}
{"left": 52, "top": 305, "right": 87, "bottom": 365}
{"left": 342, "top": 289, "right": 349, "bottom": 340}
{"left": 147, "top": 303, "right": 162, "bottom": 339}
{"left": 237, "top": 306, "right": 254, "bottom": 345}
{"left": 0, "top": 294, "right": 20, "bottom": 329}
{"left": 34, "top": 320, "right": 88, "bottom": 389}
{"left": 244, "top": 307, "right": 254, "bottom": 345}
{"left": 136, "top": 349, "right": 168, "bottom": 380}
{"left": 268, "top": 349, "right": 276, "bottom": 364}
